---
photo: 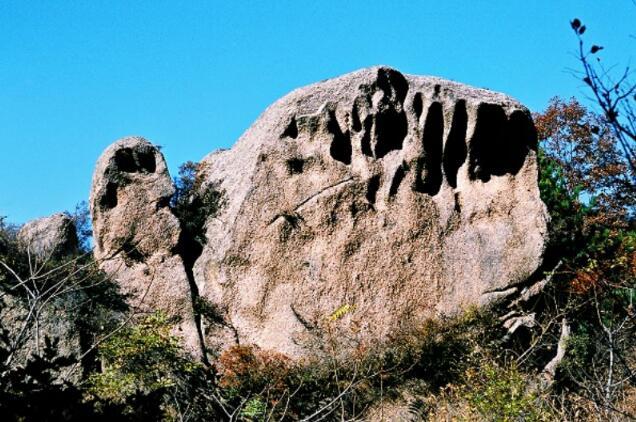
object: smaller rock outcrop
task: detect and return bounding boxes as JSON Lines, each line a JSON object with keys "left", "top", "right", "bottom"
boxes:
{"left": 17, "top": 213, "right": 78, "bottom": 259}
{"left": 89, "top": 136, "right": 203, "bottom": 358}
{"left": 4, "top": 212, "right": 82, "bottom": 382}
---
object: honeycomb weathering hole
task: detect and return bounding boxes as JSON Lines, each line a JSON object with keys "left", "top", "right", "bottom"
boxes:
{"left": 507, "top": 110, "right": 537, "bottom": 164}
{"left": 376, "top": 68, "right": 408, "bottom": 103}
{"left": 100, "top": 182, "right": 118, "bottom": 210}
{"left": 360, "top": 116, "right": 373, "bottom": 157}
{"left": 373, "top": 72, "right": 408, "bottom": 159}
{"left": 468, "top": 104, "right": 533, "bottom": 182}
{"left": 374, "top": 107, "right": 408, "bottom": 159}
{"left": 443, "top": 100, "right": 468, "bottom": 189}
{"left": 281, "top": 117, "right": 298, "bottom": 139}
{"left": 365, "top": 175, "right": 381, "bottom": 204}
{"left": 413, "top": 92, "right": 423, "bottom": 118}
{"left": 137, "top": 149, "right": 157, "bottom": 173}
{"left": 114, "top": 147, "right": 157, "bottom": 174}
{"left": 286, "top": 157, "right": 304, "bottom": 174}
{"left": 415, "top": 102, "right": 443, "bottom": 195}
{"left": 114, "top": 148, "right": 137, "bottom": 172}
{"left": 122, "top": 239, "right": 145, "bottom": 264}
{"left": 327, "top": 109, "right": 352, "bottom": 165}
{"left": 351, "top": 102, "right": 362, "bottom": 132}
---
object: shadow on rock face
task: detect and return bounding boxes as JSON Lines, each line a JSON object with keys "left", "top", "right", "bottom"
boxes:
{"left": 468, "top": 104, "right": 536, "bottom": 183}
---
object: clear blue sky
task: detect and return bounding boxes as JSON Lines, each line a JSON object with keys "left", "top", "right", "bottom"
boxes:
{"left": 1, "top": 0, "right": 635, "bottom": 224}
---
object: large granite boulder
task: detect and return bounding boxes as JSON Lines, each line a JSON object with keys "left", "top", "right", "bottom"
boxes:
{"left": 17, "top": 213, "right": 78, "bottom": 259}
{"left": 91, "top": 66, "right": 548, "bottom": 360}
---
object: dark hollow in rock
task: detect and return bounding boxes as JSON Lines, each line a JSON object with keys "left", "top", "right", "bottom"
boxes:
{"left": 286, "top": 158, "right": 305, "bottom": 175}
{"left": 469, "top": 104, "right": 506, "bottom": 182}
{"left": 469, "top": 104, "right": 533, "bottom": 182}
{"left": 454, "top": 192, "right": 461, "bottom": 213}
{"left": 360, "top": 116, "right": 373, "bottom": 157}
{"left": 114, "top": 148, "right": 137, "bottom": 172}
{"left": 374, "top": 107, "right": 408, "bottom": 159}
{"left": 373, "top": 101, "right": 408, "bottom": 160}
{"left": 327, "top": 109, "right": 352, "bottom": 165}
{"left": 443, "top": 100, "right": 468, "bottom": 189}
{"left": 100, "top": 182, "right": 118, "bottom": 210}
{"left": 507, "top": 110, "right": 537, "bottom": 168}
{"left": 114, "top": 147, "right": 157, "bottom": 174}
{"left": 376, "top": 67, "right": 408, "bottom": 103}
{"left": 278, "top": 214, "right": 303, "bottom": 242}
{"left": 136, "top": 148, "right": 157, "bottom": 173}
{"left": 415, "top": 102, "right": 444, "bottom": 195}
{"left": 156, "top": 196, "right": 171, "bottom": 210}
{"left": 366, "top": 175, "right": 381, "bottom": 204}
{"left": 281, "top": 116, "right": 298, "bottom": 139}
{"left": 351, "top": 101, "right": 362, "bottom": 132}
{"left": 122, "top": 239, "right": 145, "bottom": 264}
{"left": 413, "top": 92, "right": 423, "bottom": 118}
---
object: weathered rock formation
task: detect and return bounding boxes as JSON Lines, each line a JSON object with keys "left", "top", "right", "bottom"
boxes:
{"left": 91, "top": 66, "right": 548, "bottom": 360}
{"left": 17, "top": 213, "right": 78, "bottom": 259}
{"left": 89, "top": 138, "right": 203, "bottom": 358}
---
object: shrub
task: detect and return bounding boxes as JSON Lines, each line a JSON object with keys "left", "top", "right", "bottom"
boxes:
{"left": 171, "top": 161, "right": 224, "bottom": 249}
{"left": 86, "top": 312, "right": 213, "bottom": 418}
{"left": 429, "top": 362, "right": 555, "bottom": 421}
{"left": 209, "top": 309, "right": 509, "bottom": 420}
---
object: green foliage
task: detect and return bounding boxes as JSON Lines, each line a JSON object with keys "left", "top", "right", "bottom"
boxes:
{"left": 240, "top": 396, "right": 267, "bottom": 420}
{"left": 85, "top": 311, "right": 221, "bottom": 420}
{"left": 87, "top": 312, "right": 198, "bottom": 405}
{"left": 212, "top": 310, "right": 506, "bottom": 420}
{"left": 171, "top": 161, "right": 224, "bottom": 248}
{"left": 428, "top": 361, "right": 555, "bottom": 421}
{"left": 462, "top": 363, "right": 549, "bottom": 421}
{"left": 538, "top": 150, "right": 588, "bottom": 258}
{"left": 70, "top": 200, "right": 93, "bottom": 252}
{"left": 0, "top": 218, "right": 133, "bottom": 420}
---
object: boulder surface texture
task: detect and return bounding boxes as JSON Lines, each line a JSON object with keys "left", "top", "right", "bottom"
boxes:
{"left": 18, "top": 213, "right": 78, "bottom": 259}
{"left": 90, "top": 66, "right": 548, "bottom": 360}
